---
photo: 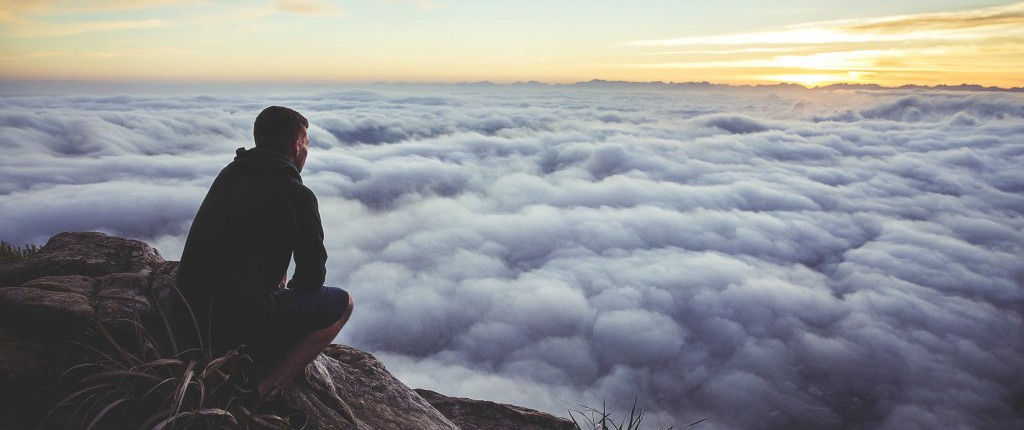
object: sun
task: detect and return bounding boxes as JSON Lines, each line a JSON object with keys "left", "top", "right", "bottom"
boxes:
{"left": 760, "top": 71, "right": 873, "bottom": 88}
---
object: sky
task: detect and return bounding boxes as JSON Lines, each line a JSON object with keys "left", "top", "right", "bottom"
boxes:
{"left": 1, "top": 84, "right": 1022, "bottom": 429}
{"left": 1, "top": 0, "right": 1023, "bottom": 87}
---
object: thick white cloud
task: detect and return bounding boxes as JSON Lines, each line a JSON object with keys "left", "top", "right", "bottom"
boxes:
{"left": 1, "top": 84, "right": 1022, "bottom": 429}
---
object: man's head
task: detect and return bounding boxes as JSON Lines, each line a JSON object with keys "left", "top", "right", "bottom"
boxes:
{"left": 254, "top": 106, "right": 310, "bottom": 172}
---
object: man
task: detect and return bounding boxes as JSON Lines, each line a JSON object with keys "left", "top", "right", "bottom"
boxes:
{"left": 174, "top": 106, "right": 353, "bottom": 402}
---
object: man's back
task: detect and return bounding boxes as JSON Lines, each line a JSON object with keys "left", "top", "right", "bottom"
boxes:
{"left": 173, "top": 105, "right": 351, "bottom": 403}
{"left": 174, "top": 147, "right": 327, "bottom": 354}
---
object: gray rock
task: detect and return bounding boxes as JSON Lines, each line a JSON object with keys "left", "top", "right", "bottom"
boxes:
{"left": 416, "top": 388, "right": 576, "bottom": 430}
{"left": 315, "top": 345, "right": 460, "bottom": 430}
{"left": 95, "top": 272, "right": 154, "bottom": 322}
{"left": 0, "top": 232, "right": 164, "bottom": 287}
{"left": 0, "top": 280, "right": 95, "bottom": 337}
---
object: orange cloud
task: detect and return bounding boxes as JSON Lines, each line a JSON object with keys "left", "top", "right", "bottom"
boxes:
{"left": 627, "top": 2, "right": 1024, "bottom": 47}
{"left": 620, "top": 2, "right": 1024, "bottom": 87}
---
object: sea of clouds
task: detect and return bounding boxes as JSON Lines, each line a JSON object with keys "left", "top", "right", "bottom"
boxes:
{"left": 1, "top": 83, "right": 1022, "bottom": 429}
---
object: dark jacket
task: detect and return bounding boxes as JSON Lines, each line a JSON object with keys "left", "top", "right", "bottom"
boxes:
{"left": 173, "top": 147, "right": 326, "bottom": 352}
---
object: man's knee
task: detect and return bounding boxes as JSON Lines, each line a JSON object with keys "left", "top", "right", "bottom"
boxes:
{"left": 343, "top": 294, "right": 354, "bottom": 319}
{"left": 327, "top": 295, "right": 353, "bottom": 331}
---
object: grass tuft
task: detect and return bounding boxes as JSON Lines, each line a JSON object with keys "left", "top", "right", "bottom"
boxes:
{"left": 0, "top": 240, "right": 38, "bottom": 264}
{"left": 567, "top": 398, "right": 709, "bottom": 430}
{"left": 40, "top": 288, "right": 291, "bottom": 430}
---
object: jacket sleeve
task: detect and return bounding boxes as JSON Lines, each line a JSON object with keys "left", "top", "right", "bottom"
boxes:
{"left": 287, "top": 186, "right": 328, "bottom": 292}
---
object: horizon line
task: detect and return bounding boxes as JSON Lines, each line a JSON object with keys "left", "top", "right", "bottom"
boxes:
{"left": 1, "top": 78, "right": 1022, "bottom": 92}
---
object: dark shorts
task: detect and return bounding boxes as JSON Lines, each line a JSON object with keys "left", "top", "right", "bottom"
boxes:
{"left": 272, "top": 286, "right": 351, "bottom": 331}
{"left": 241, "top": 286, "right": 349, "bottom": 363}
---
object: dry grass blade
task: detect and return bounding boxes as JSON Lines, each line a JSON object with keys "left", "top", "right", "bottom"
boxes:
{"left": 82, "top": 369, "right": 163, "bottom": 384}
{"left": 567, "top": 397, "right": 701, "bottom": 430}
{"left": 72, "top": 392, "right": 110, "bottom": 428}
{"left": 139, "top": 410, "right": 168, "bottom": 430}
{"left": 152, "top": 286, "right": 180, "bottom": 355}
{"left": 569, "top": 413, "right": 583, "bottom": 430}
{"left": 134, "top": 358, "right": 185, "bottom": 376}
{"left": 150, "top": 410, "right": 195, "bottom": 430}
{"left": 47, "top": 296, "right": 288, "bottom": 429}
{"left": 59, "top": 362, "right": 103, "bottom": 384}
{"left": 85, "top": 397, "right": 128, "bottom": 430}
{"left": 170, "top": 360, "right": 197, "bottom": 419}
{"left": 251, "top": 413, "right": 288, "bottom": 428}
{"left": 52, "top": 382, "right": 120, "bottom": 408}
{"left": 680, "top": 417, "right": 710, "bottom": 428}
{"left": 195, "top": 408, "right": 239, "bottom": 426}
{"left": 170, "top": 285, "right": 206, "bottom": 355}
{"left": 131, "top": 317, "right": 149, "bottom": 358}
{"left": 96, "top": 322, "right": 141, "bottom": 366}
{"left": 199, "top": 349, "right": 239, "bottom": 380}
{"left": 151, "top": 408, "right": 238, "bottom": 430}
{"left": 37, "top": 382, "right": 118, "bottom": 429}
{"left": 141, "top": 377, "right": 180, "bottom": 401}
{"left": 567, "top": 403, "right": 607, "bottom": 430}
{"left": 624, "top": 398, "right": 639, "bottom": 430}
{"left": 196, "top": 379, "right": 207, "bottom": 410}
{"left": 69, "top": 339, "right": 121, "bottom": 367}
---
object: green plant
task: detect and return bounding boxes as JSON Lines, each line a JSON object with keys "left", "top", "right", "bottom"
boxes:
{"left": 567, "top": 398, "right": 708, "bottom": 430}
{"left": 41, "top": 289, "right": 292, "bottom": 430}
{"left": 0, "top": 240, "right": 39, "bottom": 264}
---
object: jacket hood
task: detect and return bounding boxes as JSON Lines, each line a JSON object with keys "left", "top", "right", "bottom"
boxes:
{"left": 231, "top": 147, "right": 301, "bottom": 181}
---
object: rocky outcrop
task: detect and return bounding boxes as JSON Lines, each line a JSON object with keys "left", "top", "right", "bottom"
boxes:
{"left": 417, "top": 389, "right": 575, "bottom": 430}
{"left": 281, "top": 345, "right": 458, "bottom": 430}
{"left": 0, "top": 232, "right": 165, "bottom": 287}
{"left": 0, "top": 233, "right": 170, "bottom": 430}
{"left": 0, "top": 232, "right": 572, "bottom": 430}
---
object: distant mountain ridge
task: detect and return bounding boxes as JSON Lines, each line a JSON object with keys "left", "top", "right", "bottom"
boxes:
{"left": 375, "top": 79, "right": 1024, "bottom": 92}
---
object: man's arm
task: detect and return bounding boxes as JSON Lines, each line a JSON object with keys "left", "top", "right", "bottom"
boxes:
{"left": 287, "top": 187, "right": 328, "bottom": 291}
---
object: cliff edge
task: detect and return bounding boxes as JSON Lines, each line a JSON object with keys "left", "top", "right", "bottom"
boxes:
{"left": 0, "top": 232, "right": 573, "bottom": 430}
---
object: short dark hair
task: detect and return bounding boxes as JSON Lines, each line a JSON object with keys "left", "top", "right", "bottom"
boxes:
{"left": 253, "top": 106, "right": 309, "bottom": 152}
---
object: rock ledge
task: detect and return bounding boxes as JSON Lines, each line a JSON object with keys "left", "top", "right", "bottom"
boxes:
{"left": 0, "top": 232, "right": 574, "bottom": 430}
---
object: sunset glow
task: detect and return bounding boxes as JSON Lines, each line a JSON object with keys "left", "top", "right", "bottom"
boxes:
{"left": 1, "top": 0, "right": 1022, "bottom": 87}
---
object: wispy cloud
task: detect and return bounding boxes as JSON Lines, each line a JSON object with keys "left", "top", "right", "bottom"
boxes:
{"left": 0, "top": 0, "right": 201, "bottom": 21}
{"left": 846, "top": 2, "right": 1024, "bottom": 33}
{"left": 25, "top": 51, "right": 65, "bottom": 58}
{"left": 191, "top": 6, "right": 276, "bottom": 27}
{"left": 626, "top": 49, "right": 930, "bottom": 70}
{"left": 638, "top": 47, "right": 808, "bottom": 56}
{"left": 8, "top": 18, "right": 167, "bottom": 37}
{"left": 627, "top": 2, "right": 1024, "bottom": 47}
{"left": 374, "top": 0, "right": 442, "bottom": 11}
{"left": 620, "top": 2, "right": 1024, "bottom": 86}
{"left": 82, "top": 52, "right": 118, "bottom": 58}
{"left": 275, "top": 0, "right": 344, "bottom": 17}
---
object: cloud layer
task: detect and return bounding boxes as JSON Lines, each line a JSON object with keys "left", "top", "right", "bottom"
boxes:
{"left": 1, "top": 85, "right": 1022, "bottom": 429}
